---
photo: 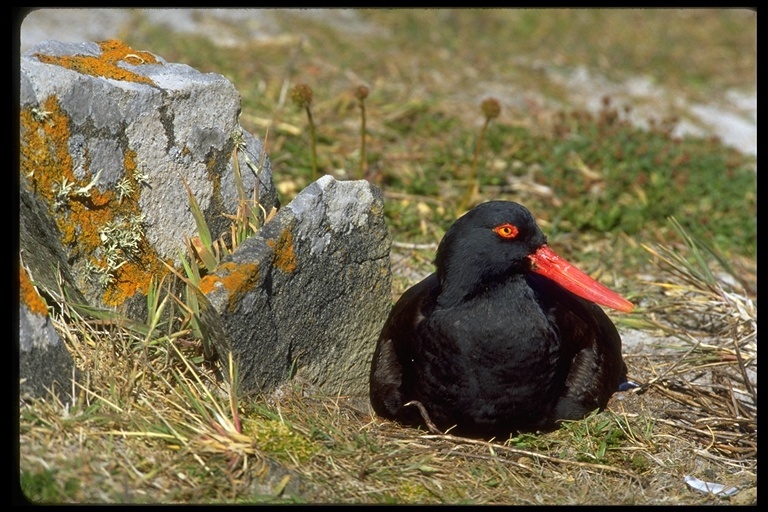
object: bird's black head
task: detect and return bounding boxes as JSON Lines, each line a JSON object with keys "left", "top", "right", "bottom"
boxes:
{"left": 435, "top": 201, "right": 547, "bottom": 305}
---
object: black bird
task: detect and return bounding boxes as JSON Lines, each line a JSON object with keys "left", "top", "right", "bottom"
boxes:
{"left": 370, "top": 200, "right": 634, "bottom": 439}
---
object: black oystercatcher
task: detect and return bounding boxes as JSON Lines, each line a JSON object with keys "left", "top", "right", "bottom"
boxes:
{"left": 370, "top": 200, "right": 634, "bottom": 439}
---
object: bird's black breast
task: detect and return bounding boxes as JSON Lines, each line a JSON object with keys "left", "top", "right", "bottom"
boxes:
{"left": 525, "top": 273, "right": 626, "bottom": 424}
{"left": 414, "top": 277, "right": 572, "bottom": 433}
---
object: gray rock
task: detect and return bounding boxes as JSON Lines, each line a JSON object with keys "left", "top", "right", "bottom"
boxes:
{"left": 199, "top": 176, "right": 392, "bottom": 397}
{"left": 19, "top": 178, "right": 86, "bottom": 306}
{"left": 247, "top": 457, "right": 306, "bottom": 501}
{"left": 19, "top": 267, "right": 77, "bottom": 402}
{"left": 19, "top": 39, "right": 277, "bottom": 312}
{"left": 19, "top": 179, "right": 82, "bottom": 402}
{"left": 17, "top": 38, "right": 393, "bottom": 408}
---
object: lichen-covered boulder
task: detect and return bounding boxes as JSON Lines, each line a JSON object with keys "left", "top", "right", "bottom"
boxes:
{"left": 19, "top": 39, "right": 277, "bottom": 312}
{"left": 199, "top": 176, "right": 392, "bottom": 397}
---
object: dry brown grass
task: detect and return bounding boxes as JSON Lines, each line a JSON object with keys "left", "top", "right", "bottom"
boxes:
{"left": 19, "top": 219, "right": 756, "bottom": 504}
{"left": 630, "top": 221, "right": 756, "bottom": 465}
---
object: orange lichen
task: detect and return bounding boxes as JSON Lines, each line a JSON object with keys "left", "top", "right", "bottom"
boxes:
{"left": 102, "top": 257, "right": 171, "bottom": 307}
{"left": 20, "top": 94, "right": 164, "bottom": 307}
{"left": 19, "top": 266, "right": 48, "bottom": 317}
{"left": 34, "top": 39, "right": 159, "bottom": 86}
{"left": 198, "top": 261, "right": 260, "bottom": 313}
{"left": 123, "top": 149, "right": 139, "bottom": 183}
{"left": 21, "top": 97, "right": 74, "bottom": 201}
{"left": 21, "top": 96, "right": 106, "bottom": 254}
{"left": 266, "top": 228, "right": 297, "bottom": 274}
{"left": 98, "top": 149, "right": 169, "bottom": 307}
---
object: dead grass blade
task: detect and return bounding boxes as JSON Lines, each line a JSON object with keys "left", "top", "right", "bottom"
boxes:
{"left": 636, "top": 217, "right": 756, "bottom": 460}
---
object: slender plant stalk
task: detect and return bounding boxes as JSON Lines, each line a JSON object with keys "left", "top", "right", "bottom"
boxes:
{"left": 355, "top": 85, "right": 370, "bottom": 180}
{"left": 290, "top": 83, "right": 319, "bottom": 182}
{"left": 305, "top": 105, "right": 318, "bottom": 181}
{"left": 460, "top": 98, "right": 501, "bottom": 213}
{"left": 462, "top": 117, "right": 490, "bottom": 208}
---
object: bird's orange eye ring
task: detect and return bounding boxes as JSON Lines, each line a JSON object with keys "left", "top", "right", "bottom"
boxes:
{"left": 494, "top": 223, "right": 519, "bottom": 239}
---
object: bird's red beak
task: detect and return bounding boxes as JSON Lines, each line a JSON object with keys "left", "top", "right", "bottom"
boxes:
{"left": 529, "top": 245, "right": 634, "bottom": 313}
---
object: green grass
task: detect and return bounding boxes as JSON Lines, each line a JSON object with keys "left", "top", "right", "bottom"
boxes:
{"left": 20, "top": 469, "right": 81, "bottom": 503}
{"left": 127, "top": 9, "right": 755, "bottom": 269}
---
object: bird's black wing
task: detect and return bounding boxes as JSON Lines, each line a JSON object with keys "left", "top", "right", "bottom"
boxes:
{"left": 369, "top": 274, "right": 439, "bottom": 426}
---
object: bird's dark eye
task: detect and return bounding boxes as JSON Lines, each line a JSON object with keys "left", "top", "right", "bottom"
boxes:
{"left": 493, "top": 223, "right": 519, "bottom": 239}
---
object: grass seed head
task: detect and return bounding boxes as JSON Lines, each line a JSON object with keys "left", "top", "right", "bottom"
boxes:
{"left": 481, "top": 97, "right": 501, "bottom": 120}
{"left": 290, "top": 83, "right": 314, "bottom": 109}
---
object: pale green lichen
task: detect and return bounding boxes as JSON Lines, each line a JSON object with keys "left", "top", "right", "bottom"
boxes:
{"left": 90, "top": 212, "right": 147, "bottom": 288}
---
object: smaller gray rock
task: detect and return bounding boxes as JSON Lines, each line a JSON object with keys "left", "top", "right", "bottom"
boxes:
{"left": 19, "top": 269, "right": 77, "bottom": 403}
{"left": 199, "top": 176, "right": 392, "bottom": 398}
